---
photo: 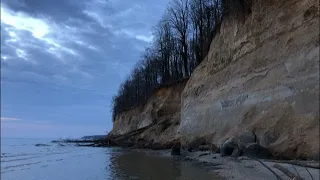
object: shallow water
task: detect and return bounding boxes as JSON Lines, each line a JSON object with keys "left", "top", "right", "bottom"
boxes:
{"left": 1, "top": 138, "right": 220, "bottom": 180}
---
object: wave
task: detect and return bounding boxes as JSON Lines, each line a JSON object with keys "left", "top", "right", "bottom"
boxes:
{"left": 1, "top": 161, "right": 42, "bottom": 172}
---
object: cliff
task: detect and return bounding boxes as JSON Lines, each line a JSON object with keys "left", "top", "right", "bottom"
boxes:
{"left": 110, "top": 79, "right": 188, "bottom": 148}
{"left": 180, "top": 0, "right": 319, "bottom": 159}
{"left": 110, "top": 0, "right": 319, "bottom": 159}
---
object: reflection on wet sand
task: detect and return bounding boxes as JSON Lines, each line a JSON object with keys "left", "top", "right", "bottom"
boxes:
{"left": 108, "top": 149, "right": 220, "bottom": 180}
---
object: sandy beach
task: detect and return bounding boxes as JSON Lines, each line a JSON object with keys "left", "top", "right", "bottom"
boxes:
{"left": 181, "top": 151, "right": 320, "bottom": 180}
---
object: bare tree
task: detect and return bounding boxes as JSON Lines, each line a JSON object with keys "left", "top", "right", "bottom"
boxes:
{"left": 168, "top": 0, "right": 190, "bottom": 77}
{"left": 112, "top": 0, "right": 227, "bottom": 122}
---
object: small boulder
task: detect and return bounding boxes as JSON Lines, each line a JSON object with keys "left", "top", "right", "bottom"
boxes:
{"left": 188, "top": 137, "right": 207, "bottom": 151}
{"left": 220, "top": 139, "right": 237, "bottom": 156}
{"left": 260, "top": 131, "right": 278, "bottom": 147}
{"left": 310, "top": 151, "right": 320, "bottom": 161}
{"left": 210, "top": 144, "right": 219, "bottom": 153}
{"left": 238, "top": 131, "right": 256, "bottom": 145}
{"left": 120, "top": 140, "right": 134, "bottom": 148}
{"left": 231, "top": 147, "right": 243, "bottom": 158}
{"left": 243, "top": 143, "right": 271, "bottom": 159}
{"left": 171, "top": 142, "right": 181, "bottom": 156}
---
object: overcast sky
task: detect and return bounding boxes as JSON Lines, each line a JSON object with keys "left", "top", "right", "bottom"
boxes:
{"left": 1, "top": 0, "right": 170, "bottom": 138}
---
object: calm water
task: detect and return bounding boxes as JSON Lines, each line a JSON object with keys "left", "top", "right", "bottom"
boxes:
{"left": 1, "top": 138, "right": 220, "bottom": 180}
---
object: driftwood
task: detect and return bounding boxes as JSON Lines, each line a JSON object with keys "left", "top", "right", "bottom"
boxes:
{"left": 273, "top": 164, "right": 303, "bottom": 180}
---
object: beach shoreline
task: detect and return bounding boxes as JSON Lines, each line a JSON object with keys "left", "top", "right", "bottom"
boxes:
{"left": 52, "top": 138, "right": 320, "bottom": 180}
{"left": 134, "top": 148, "right": 320, "bottom": 180}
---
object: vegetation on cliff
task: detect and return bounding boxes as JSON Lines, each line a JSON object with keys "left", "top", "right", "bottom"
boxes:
{"left": 111, "top": 0, "right": 252, "bottom": 121}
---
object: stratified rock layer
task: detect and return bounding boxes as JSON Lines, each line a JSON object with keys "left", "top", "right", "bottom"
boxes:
{"left": 111, "top": 80, "right": 187, "bottom": 146}
{"left": 180, "top": 0, "right": 319, "bottom": 159}
{"left": 111, "top": 0, "right": 319, "bottom": 159}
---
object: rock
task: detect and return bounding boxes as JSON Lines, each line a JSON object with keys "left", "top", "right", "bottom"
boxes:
{"left": 220, "top": 139, "right": 237, "bottom": 156}
{"left": 260, "top": 130, "right": 279, "bottom": 147}
{"left": 171, "top": 142, "right": 181, "bottom": 156}
{"left": 210, "top": 144, "right": 219, "bottom": 152}
{"left": 120, "top": 141, "right": 134, "bottom": 148}
{"left": 243, "top": 143, "right": 271, "bottom": 159}
{"left": 238, "top": 131, "right": 256, "bottom": 145}
{"left": 35, "top": 144, "right": 50, "bottom": 147}
{"left": 231, "top": 147, "right": 242, "bottom": 158}
{"left": 199, "top": 145, "right": 210, "bottom": 151}
{"left": 310, "top": 151, "right": 320, "bottom": 161}
{"left": 188, "top": 137, "right": 206, "bottom": 151}
{"left": 76, "top": 143, "right": 95, "bottom": 147}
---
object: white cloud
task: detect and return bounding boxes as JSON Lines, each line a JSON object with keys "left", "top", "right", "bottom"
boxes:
{"left": 136, "top": 35, "right": 154, "bottom": 43}
{"left": 0, "top": 3, "right": 98, "bottom": 81}
{"left": 82, "top": 0, "right": 154, "bottom": 43}
{"left": 75, "top": 40, "right": 100, "bottom": 52}
{"left": 1, "top": 55, "right": 9, "bottom": 62}
{"left": 1, "top": 117, "right": 21, "bottom": 121}
{"left": 113, "top": 29, "right": 154, "bottom": 43}
{"left": 83, "top": 10, "right": 106, "bottom": 28}
{"left": 1, "top": 6, "right": 50, "bottom": 39}
{"left": 16, "top": 48, "right": 28, "bottom": 59}
{"left": 0, "top": 4, "right": 82, "bottom": 61}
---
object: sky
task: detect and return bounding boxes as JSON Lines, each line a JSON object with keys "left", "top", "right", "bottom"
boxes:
{"left": 1, "top": 0, "right": 170, "bottom": 138}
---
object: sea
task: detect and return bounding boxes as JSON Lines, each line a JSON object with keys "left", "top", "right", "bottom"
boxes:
{"left": 1, "top": 138, "right": 220, "bottom": 180}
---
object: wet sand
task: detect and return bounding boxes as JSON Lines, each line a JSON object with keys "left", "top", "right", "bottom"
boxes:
{"left": 141, "top": 149, "right": 319, "bottom": 180}
{"left": 181, "top": 151, "right": 319, "bottom": 180}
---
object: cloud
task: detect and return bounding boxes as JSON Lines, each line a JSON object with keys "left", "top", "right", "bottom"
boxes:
{"left": 82, "top": 0, "right": 164, "bottom": 44}
{"left": 1, "top": 6, "right": 51, "bottom": 39}
{"left": 1, "top": 3, "right": 96, "bottom": 87}
{"left": 136, "top": 35, "right": 154, "bottom": 43}
{"left": 1, "top": 4, "right": 81, "bottom": 61}
{"left": 0, "top": 0, "right": 171, "bottom": 138}
{"left": 113, "top": 29, "right": 154, "bottom": 43}
{"left": 1, "top": 117, "right": 21, "bottom": 121}
{"left": 1, "top": 0, "right": 170, "bottom": 88}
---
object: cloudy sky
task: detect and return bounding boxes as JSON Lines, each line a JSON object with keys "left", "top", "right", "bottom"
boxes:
{"left": 1, "top": 0, "right": 170, "bottom": 138}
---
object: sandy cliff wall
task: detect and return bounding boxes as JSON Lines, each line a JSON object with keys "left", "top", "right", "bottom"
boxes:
{"left": 111, "top": 80, "right": 187, "bottom": 139}
{"left": 180, "top": 0, "right": 319, "bottom": 159}
{"left": 110, "top": 0, "right": 319, "bottom": 159}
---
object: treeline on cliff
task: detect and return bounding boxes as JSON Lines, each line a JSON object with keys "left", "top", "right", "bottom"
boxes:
{"left": 112, "top": 0, "right": 252, "bottom": 121}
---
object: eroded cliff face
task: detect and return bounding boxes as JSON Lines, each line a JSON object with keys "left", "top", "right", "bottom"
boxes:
{"left": 111, "top": 80, "right": 187, "bottom": 146}
{"left": 180, "top": 0, "right": 319, "bottom": 159}
{"left": 110, "top": 0, "right": 319, "bottom": 159}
